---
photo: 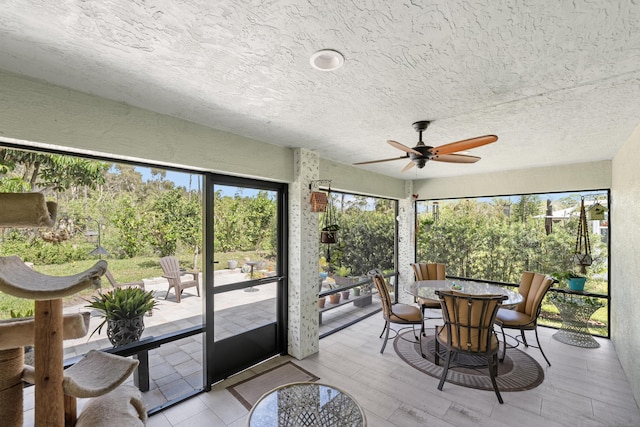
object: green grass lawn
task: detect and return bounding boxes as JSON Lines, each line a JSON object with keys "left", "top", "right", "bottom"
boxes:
{"left": 0, "top": 251, "right": 266, "bottom": 319}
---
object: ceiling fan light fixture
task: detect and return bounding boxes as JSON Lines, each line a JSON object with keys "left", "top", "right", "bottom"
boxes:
{"left": 310, "top": 49, "right": 344, "bottom": 71}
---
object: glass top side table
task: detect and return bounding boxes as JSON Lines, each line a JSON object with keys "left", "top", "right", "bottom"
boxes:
{"left": 247, "top": 381, "right": 366, "bottom": 427}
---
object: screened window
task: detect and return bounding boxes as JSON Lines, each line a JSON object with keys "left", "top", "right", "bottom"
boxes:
{"left": 416, "top": 190, "right": 609, "bottom": 336}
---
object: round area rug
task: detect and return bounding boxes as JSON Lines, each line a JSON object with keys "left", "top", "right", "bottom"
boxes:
{"left": 393, "top": 330, "right": 544, "bottom": 392}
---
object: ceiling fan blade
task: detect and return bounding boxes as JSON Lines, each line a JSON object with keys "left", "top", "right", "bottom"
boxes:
{"left": 431, "top": 153, "right": 481, "bottom": 163}
{"left": 353, "top": 155, "right": 409, "bottom": 166}
{"left": 387, "top": 140, "right": 421, "bottom": 156}
{"left": 431, "top": 135, "right": 497, "bottom": 156}
{"left": 401, "top": 161, "right": 416, "bottom": 172}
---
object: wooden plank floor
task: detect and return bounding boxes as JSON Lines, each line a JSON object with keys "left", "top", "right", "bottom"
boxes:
{"left": 143, "top": 316, "right": 640, "bottom": 427}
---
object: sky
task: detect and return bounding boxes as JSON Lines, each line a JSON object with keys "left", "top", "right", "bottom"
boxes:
{"left": 134, "top": 167, "right": 263, "bottom": 198}
{"left": 135, "top": 167, "right": 198, "bottom": 190}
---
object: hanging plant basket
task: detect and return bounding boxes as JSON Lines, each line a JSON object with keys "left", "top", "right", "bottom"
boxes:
{"left": 573, "top": 196, "right": 592, "bottom": 274}
{"left": 320, "top": 190, "right": 339, "bottom": 245}
{"left": 320, "top": 230, "right": 337, "bottom": 244}
{"left": 572, "top": 254, "right": 592, "bottom": 266}
{"left": 321, "top": 223, "right": 339, "bottom": 243}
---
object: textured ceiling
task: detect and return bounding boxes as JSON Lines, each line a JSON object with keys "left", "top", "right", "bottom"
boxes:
{"left": 1, "top": 1, "right": 640, "bottom": 179}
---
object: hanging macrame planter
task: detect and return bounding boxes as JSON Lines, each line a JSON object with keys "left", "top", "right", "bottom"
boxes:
{"left": 573, "top": 196, "right": 592, "bottom": 274}
{"left": 320, "top": 189, "right": 339, "bottom": 244}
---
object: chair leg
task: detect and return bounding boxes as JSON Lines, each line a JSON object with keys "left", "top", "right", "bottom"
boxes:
{"left": 434, "top": 336, "right": 440, "bottom": 365}
{"left": 421, "top": 306, "right": 426, "bottom": 336}
{"left": 499, "top": 325, "right": 507, "bottom": 362}
{"left": 521, "top": 328, "right": 529, "bottom": 347}
{"left": 379, "top": 321, "right": 388, "bottom": 339}
{"left": 488, "top": 353, "right": 504, "bottom": 404}
{"left": 380, "top": 321, "right": 391, "bottom": 354}
{"left": 534, "top": 326, "right": 551, "bottom": 366}
{"left": 437, "top": 351, "right": 452, "bottom": 391}
{"left": 175, "top": 286, "right": 181, "bottom": 303}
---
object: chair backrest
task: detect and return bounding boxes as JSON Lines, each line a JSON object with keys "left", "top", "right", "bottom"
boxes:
{"left": 160, "top": 256, "right": 180, "bottom": 275}
{"left": 411, "top": 263, "right": 446, "bottom": 281}
{"left": 436, "top": 290, "right": 506, "bottom": 353}
{"left": 368, "top": 269, "right": 393, "bottom": 319}
{"left": 516, "top": 272, "right": 554, "bottom": 320}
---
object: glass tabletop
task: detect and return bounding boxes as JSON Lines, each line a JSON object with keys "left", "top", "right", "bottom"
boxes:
{"left": 407, "top": 279, "right": 524, "bottom": 309}
{"left": 247, "top": 381, "right": 366, "bottom": 427}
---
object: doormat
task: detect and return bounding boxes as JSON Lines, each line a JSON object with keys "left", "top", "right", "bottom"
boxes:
{"left": 227, "top": 361, "right": 319, "bottom": 410}
{"left": 394, "top": 330, "right": 544, "bottom": 392}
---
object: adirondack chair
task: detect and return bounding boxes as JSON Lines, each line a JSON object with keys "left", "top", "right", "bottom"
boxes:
{"left": 159, "top": 256, "right": 200, "bottom": 303}
{"left": 104, "top": 269, "right": 145, "bottom": 290}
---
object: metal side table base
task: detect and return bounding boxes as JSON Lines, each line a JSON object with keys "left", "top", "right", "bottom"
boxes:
{"left": 552, "top": 300, "right": 603, "bottom": 348}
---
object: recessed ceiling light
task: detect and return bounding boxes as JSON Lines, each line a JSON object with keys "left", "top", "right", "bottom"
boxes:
{"left": 310, "top": 49, "right": 344, "bottom": 71}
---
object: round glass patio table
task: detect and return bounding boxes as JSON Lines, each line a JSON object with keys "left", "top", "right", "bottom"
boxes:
{"left": 407, "top": 279, "right": 524, "bottom": 309}
{"left": 247, "top": 381, "right": 366, "bottom": 427}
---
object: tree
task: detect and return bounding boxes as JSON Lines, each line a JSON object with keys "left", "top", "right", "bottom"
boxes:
{"left": 147, "top": 189, "right": 202, "bottom": 259}
{"left": 110, "top": 196, "right": 148, "bottom": 258}
{"left": 0, "top": 149, "right": 107, "bottom": 192}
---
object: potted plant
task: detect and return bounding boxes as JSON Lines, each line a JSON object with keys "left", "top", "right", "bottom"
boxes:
{"left": 320, "top": 193, "right": 339, "bottom": 244}
{"left": 320, "top": 224, "right": 340, "bottom": 244}
{"left": 86, "top": 287, "right": 158, "bottom": 347}
{"left": 556, "top": 271, "right": 587, "bottom": 291}
{"left": 354, "top": 282, "right": 373, "bottom": 307}
{"left": 318, "top": 296, "right": 327, "bottom": 308}
{"left": 328, "top": 292, "right": 341, "bottom": 304}
{"left": 324, "top": 282, "right": 341, "bottom": 304}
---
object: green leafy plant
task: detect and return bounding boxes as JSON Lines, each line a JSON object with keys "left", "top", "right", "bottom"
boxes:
{"left": 553, "top": 270, "right": 586, "bottom": 284}
{"left": 322, "top": 224, "right": 340, "bottom": 232}
{"left": 548, "top": 292, "right": 603, "bottom": 307}
{"left": 10, "top": 308, "right": 34, "bottom": 318}
{"left": 334, "top": 265, "right": 351, "bottom": 277}
{"left": 85, "top": 287, "right": 157, "bottom": 337}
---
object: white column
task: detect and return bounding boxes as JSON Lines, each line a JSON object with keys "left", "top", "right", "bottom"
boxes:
{"left": 287, "top": 148, "right": 320, "bottom": 358}
{"left": 397, "top": 180, "right": 416, "bottom": 304}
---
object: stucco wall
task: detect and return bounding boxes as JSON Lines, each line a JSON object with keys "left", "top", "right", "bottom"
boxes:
{"left": 0, "top": 70, "right": 293, "bottom": 182}
{"left": 611, "top": 124, "right": 640, "bottom": 404}
{"left": 413, "top": 160, "right": 612, "bottom": 199}
{"left": 319, "top": 158, "right": 406, "bottom": 199}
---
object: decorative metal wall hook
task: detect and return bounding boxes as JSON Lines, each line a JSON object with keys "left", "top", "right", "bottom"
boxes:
{"left": 309, "top": 179, "right": 332, "bottom": 191}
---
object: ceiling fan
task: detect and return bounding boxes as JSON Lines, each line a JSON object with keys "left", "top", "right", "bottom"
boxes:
{"left": 353, "top": 121, "right": 498, "bottom": 172}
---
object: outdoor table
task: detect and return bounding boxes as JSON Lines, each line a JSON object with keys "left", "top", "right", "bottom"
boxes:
{"left": 244, "top": 261, "right": 261, "bottom": 292}
{"left": 247, "top": 381, "right": 366, "bottom": 427}
{"left": 550, "top": 290, "right": 604, "bottom": 348}
{"left": 406, "top": 279, "right": 523, "bottom": 366}
{"left": 407, "top": 279, "right": 524, "bottom": 309}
